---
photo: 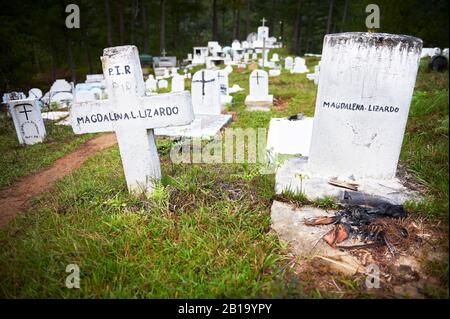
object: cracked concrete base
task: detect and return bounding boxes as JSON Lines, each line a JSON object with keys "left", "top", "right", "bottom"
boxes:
{"left": 275, "top": 157, "right": 420, "bottom": 205}
{"left": 271, "top": 201, "right": 363, "bottom": 275}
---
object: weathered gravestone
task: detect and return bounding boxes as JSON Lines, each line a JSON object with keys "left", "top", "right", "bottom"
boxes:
{"left": 8, "top": 98, "right": 46, "bottom": 145}
{"left": 276, "top": 32, "right": 423, "bottom": 204}
{"left": 158, "top": 79, "right": 169, "bottom": 89}
{"left": 70, "top": 45, "right": 194, "bottom": 194}
{"left": 75, "top": 90, "right": 96, "bottom": 103}
{"left": 192, "top": 47, "right": 209, "bottom": 65}
{"left": 217, "top": 70, "right": 232, "bottom": 106}
{"left": 306, "top": 61, "right": 321, "bottom": 85}
{"left": 291, "top": 57, "right": 309, "bottom": 73}
{"left": 145, "top": 75, "right": 158, "bottom": 93}
{"left": 284, "top": 56, "right": 293, "bottom": 70}
{"left": 155, "top": 69, "right": 232, "bottom": 138}
{"left": 28, "top": 88, "right": 43, "bottom": 99}
{"left": 244, "top": 69, "right": 273, "bottom": 111}
{"left": 191, "top": 69, "right": 221, "bottom": 115}
{"left": 171, "top": 74, "right": 185, "bottom": 92}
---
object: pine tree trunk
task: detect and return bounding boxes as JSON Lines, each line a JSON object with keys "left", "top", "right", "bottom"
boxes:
{"left": 160, "top": 0, "right": 165, "bottom": 53}
{"left": 245, "top": 0, "right": 250, "bottom": 37}
{"left": 63, "top": 28, "right": 76, "bottom": 83}
{"left": 82, "top": 32, "right": 93, "bottom": 74}
{"left": 293, "top": 0, "right": 302, "bottom": 54}
{"left": 341, "top": 0, "right": 349, "bottom": 32}
{"left": 212, "top": 0, "right": 218, "bottom": 40}
{"left": 118, "top": 0, "right": 125, "bottom": 44}
{"left": 104, "top": 0, "right": 113, "bottom": 46}
{"left": 326, "top": 0, "right": 334, "bottom": 34}
{"left": 142, "top": 0, "right": 149, "bottom": 52}
{"left": 235, "top": 9, "right": 240, "bottom": 40}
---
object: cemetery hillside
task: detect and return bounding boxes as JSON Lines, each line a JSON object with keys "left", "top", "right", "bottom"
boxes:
{"left": 0, "top": 0, "right": 448, "bottom": 301}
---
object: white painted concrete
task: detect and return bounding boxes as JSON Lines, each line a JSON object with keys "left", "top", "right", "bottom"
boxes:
{"left": 244, "top": 69, "right": 273, "bottom": 111}
{"left": 69, "top": 45, "right": 194, "bottom": 195}
{"left": 191, "top": 69, "right": 221, "bottom": 115}
{"left": 8, "top": 98, "right": 46, "bottom": 145}
{"left": 266, "top": 117, "right": 313, "bottom": 158}
{"left": 308, "top": 32, "right": 423, "bottom": 179}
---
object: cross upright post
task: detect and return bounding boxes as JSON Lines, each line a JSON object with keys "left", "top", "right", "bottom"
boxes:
{"left": 261, "top": 17, "right": 267, "bottom": 26}
{"left": 192, "top": 70, "right": 215, "bottom": 96}
{"left": 70, "top": 45, "right": 194, "bottom": 195}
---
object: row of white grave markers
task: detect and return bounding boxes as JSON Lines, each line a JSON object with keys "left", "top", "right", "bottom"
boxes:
{"left": 70, "top": 45, "right": 195, "bottom": 195}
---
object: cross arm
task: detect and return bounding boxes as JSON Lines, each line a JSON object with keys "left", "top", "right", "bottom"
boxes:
{"left": 70, "top": 91, "right": 194, "bottom": 134}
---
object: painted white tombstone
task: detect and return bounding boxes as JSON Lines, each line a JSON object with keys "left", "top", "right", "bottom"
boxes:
{"left": 216, "top": 70, "right": 232, "bottom": 106}
{"left": 229, "top": 84, "right": 244, "bottom": 94}
{"left": 8, "top": 98, "right": 46, "bottom": 145}
{"left": 85, "top": 74, "right": 104, "bottom": 83}
{"left": 69, "top": 45, "right": 194, "bottom": 194}
{"left": 76, "top": 90, "right": 96, "bottom": 103}
{"left": 271, "top": 53, "right": 279, "bottom": 62}
{"left": 163, "top": 69, "right": 171, "bottom": 79}
{"left": 257, "top": 18, "right": 269, "bottom": 42}
{"left": 291, "top": 57, "right": 308, "bottom": 73}
{"left": 50, "top": 79, "right": 71, "bottom": 93}
{"left": 244, "top": 69, "right": 273, "bottom": 111}
{"left": 224, "top": 65, "right": 233, "bottom": 74}
{"left": 191, "top": 69, "right": 221, "bottom": 115}
{"left": 276, "top": 32, "right": 423, "bottom": 204}
{"left": 269, "top": 69, "right": 280, "bottom": 77}
{"left": 231, "top": 40, "right": 241, "bottom": 51}
{"left": 306, "top": 62, "right": 321, "bottom": 85}
{"left": 192, "top": 47, "right": 209, "bottom": 65}
{"left": 243, "top": 53, "right": 250, "bottom": 63}
{"left": 28, "top": 88, "right": 43, "bottom": 99}
{"left": 145, "top": 75, "right": 158, "bottom": 92}
{"left": 171, "top": 74, "right": 185, "bottom": 92}
{"left": 284, "top": 56, "right": 293, "bottom": 70}
{"left": 158, "top": 79, "right": 168, "bottom": 89}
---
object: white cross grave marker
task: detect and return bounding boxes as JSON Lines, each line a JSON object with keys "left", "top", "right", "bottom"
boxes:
{"left": 69, "top": 45, "right": 194, "bottom": 195}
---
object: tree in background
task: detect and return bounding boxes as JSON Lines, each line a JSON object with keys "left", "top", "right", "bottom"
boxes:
{"left": 0, "top": 0, "right": 448, "bottom": 93}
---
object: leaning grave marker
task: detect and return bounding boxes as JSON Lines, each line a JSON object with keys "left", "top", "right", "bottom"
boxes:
{"left": 275, "top": 32, "right": 423, "bottom": 205}
{"left": 8, "top": 98, "right": 46, "bottom": 145}
{"left": 70, "top": 45, "right": 194, "bottom": 195}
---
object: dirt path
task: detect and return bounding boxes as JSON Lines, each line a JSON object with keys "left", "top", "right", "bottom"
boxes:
{"left": 0, "top": 133, "right": 117, "bottom": 227}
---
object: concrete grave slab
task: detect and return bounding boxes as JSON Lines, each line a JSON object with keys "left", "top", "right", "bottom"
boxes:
{"left": 271, "top": 201, "right": 363, "bottom": 275}
{"left": 154, "top": 113, "right": 232, "bottom": 139}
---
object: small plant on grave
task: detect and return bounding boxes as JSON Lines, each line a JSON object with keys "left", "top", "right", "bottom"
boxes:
{"left": 294, "top": 172, "right": 309, "bottom": 195}
{"left": 312, "top": 197, "right": 338, "bottom": 210}
{"left": 280, "top": 186, "right": 308, "bottom": 204}
{"left": 147, "top": 182, "right": 170, "bottom": 209}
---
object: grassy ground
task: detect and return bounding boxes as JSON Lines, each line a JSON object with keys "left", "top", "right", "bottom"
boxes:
{"left": 0, "top": 114, "right": 93, "bottom": 189}
{"left": 0, "top": 52, "right": 448, "bottom": 298}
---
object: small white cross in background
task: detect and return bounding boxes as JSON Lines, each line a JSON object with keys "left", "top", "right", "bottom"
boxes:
{"left": 261, "top": 17, "right": 267, "bottom": 26}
